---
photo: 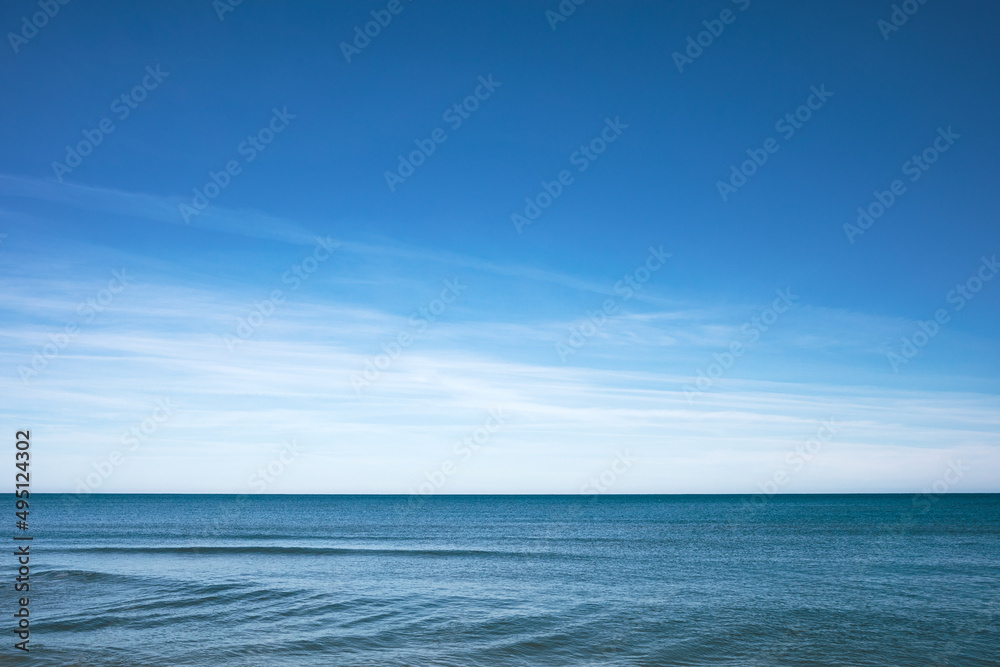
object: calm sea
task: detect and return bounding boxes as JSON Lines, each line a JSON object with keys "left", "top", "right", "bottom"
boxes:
{"left": 6, "top": 494, "right": 999, "bottom": 666}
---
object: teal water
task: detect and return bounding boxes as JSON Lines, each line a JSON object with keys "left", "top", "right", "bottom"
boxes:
{"left": 6, "top": 494, "right": 1000, "bottom": 665}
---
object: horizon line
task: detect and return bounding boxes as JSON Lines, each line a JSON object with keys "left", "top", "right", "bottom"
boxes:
{"left": 21, "top": 491, "right": 1000, "bottom": 496}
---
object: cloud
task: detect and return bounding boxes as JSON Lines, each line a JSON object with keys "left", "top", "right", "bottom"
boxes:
{"left": 2, "top": 274, "right": 998, "bottom": 493}
{"left": 0, "top": 173, "right": 317, "bottom": 245}
{"left": 2, "top": 178, "right": 998, "bottom": 492}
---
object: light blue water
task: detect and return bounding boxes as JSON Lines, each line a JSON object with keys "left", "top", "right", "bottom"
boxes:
{"left": 5, "top": 494, "right": 1000, "bottom": 665}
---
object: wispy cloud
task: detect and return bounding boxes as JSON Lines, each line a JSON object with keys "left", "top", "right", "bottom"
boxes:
{"left": 2, "top": 273, "right": 998, "bottom": 493}
{"left": 0, "top": 173, "right": 317, "bottom": 245}
{"left": 2, "top": 179, "right": 998, "bottom": 493}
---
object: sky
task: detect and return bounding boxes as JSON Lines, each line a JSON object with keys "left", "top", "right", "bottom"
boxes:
{"left": 1, "top": 0, "right": 998, "bottom": 494}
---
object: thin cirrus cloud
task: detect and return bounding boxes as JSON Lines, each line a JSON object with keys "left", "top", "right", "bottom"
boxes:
{"left": 0, "top": 173, "right": 317, "bottom": 245}
{"left": 1, "top": 177, "right": 998, "bottom": 493}
{"left": 1, "top": 172, "right": 685, "bottom": 310}
{"left": 1, "top": 260, "right": 998, "bottom": 494}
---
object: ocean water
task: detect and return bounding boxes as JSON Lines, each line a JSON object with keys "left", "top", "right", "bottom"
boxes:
{"left": 6, "top": 494, "right": 1000, "bottom": 666}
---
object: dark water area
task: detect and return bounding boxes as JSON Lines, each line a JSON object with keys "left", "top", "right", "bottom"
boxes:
{"left": 5, "top": 494, "right": 1000, "bottom": 665}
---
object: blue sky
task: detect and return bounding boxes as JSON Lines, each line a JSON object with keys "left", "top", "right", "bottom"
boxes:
{"left": 1, "top": 0, "right": 998, "bottom": 493}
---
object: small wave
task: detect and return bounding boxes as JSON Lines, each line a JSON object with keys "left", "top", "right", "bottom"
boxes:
{"left": 48, "top": 545, "right": 546, "bottom": 558}
{"left": 35, "top": 568, "right": 151, "bottom": 584}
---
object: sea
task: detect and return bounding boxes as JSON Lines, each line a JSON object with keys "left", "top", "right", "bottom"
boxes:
{"left": 5, "top": 494, "right": 1000, "bottom": 666}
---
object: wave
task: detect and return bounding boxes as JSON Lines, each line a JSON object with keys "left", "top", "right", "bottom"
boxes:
{"left": 47, "top": 545, "right": 554, "bottom": 558}
{"left": 36, "top": 568, "right": 152, "bottom": 584}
